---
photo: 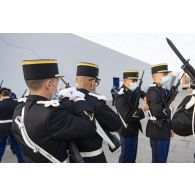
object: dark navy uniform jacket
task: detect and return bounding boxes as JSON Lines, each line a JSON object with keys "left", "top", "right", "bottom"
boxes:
{"left": 172, "top": 95, "right": 193, "bottom": 136}
{"left": 115, "top": 85, "right": 145, "bottom": 137}
{"left": 11, "top": 95, "right": 96, "bottom": 163}
{"left": 0, "top": 98, "right": 18, "bottom": 136}
{"left": 146, "top": 84, "right": 172, "bottom": 139}
{"left": 62, "top": 89, "right": 121, "bottom": 163}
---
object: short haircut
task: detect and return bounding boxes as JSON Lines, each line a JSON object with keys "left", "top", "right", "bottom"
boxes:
{"left": 76, "top": 76, "right": 92, "bottom": 84}
{"left": 25, "top": 79, "right": 48, "bottom": 90}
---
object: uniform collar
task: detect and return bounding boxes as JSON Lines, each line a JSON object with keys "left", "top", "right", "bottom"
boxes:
{"left": 122, "top": 84, "right": 131, "bottom": 94}
{"left": 77, "top": 88, "right": 89, "bottom": 94}
{"left": 27, "top": 95, "right": 48, "bottom": 102}
{"left": 153, "top": 82, "right": 162, "bottom": 89}
{"left": 153, "top": 83, "right": 166, "bottom": 93}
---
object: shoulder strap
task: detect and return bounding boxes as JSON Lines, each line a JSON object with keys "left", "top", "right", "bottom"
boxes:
{"left": 15, "top": 107, "right": 69, "bottom": 163}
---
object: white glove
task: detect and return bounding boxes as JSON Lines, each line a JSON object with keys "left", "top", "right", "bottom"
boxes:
{"left": 118, "top": 88, "right": 124, "bottom": 95}
{"left": 58, "top": 87, "right": 77, "bottom": 100}
{"left": 71, "top": 90, "right": 85, "bottom": 102}
{"left": 58, "top": 87, "right": 85, "bottom": 102}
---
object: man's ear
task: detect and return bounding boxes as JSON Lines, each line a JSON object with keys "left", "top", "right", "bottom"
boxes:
{"left": 90, "top": 80, "right": 93, "bottom": 87}
{"left": 45, "top": 79, "right": 51, "bottom": 90}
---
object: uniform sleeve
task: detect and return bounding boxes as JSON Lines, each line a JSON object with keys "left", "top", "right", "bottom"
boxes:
{"left": 146, "top": 88, "right": 171, "bottom": 119}
{"left": 60, "top": 98, "right": 94, "bottom": 122}
{"left": 115, "top": 94, "right": 145, "bottom": 123}
{"left": 172, "top": 96, "right": 193, "bottom": 136}
{"left": 48, "top": 101, "right": 96, "bottom": 140}
{"left": 93, "top": 100, "right": 121, "bottom": 132}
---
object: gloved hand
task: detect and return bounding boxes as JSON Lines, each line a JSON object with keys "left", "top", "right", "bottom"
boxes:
{"left": 71, "top": 90, "right": 85, "bottom": 102}
{"left": 58, "top": 87, "right": 85, "bottom": 102}
{"left": 58, "top": 87, "right": 77, "bottom": 100}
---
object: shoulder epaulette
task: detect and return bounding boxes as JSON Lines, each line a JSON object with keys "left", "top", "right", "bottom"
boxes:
{"left": 88, "top": 92, "right": 107, "bottom": 101}
{"left": 18, "top": 97, "right": 27, "bottom": 103}
{"left": 37, "top": 100, "right": 60, "bottom": 107}
{"left": 149, "top": 84, "right": 157, "bottom": 87}
{"left": 117, "top": 88, "right": 124, "bottom": 95}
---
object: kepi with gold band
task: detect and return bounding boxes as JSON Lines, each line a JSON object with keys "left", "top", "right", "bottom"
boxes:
{"left": 151, "top": 63, "right": 172, "bottom": 74}
{"left": 123, "top": 70, "right": 139, "bottom": 80}
{"left": 22, "top": 59, "right": 61, "bottom": 80}
{"left": 76, "top": 62, "right": 100, "bottom": 81}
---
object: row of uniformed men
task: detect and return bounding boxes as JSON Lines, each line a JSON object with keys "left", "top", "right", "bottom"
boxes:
{"left": 4, "top": 60, "right": 192, "bottom": 163}
{"left": 115, "top": 63, "right": 195, "bottom": 163}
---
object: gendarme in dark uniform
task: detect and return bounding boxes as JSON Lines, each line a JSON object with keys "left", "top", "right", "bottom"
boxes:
{"left": 146, "top": 63, "right": 172, "bottom": 163}
{"left": 115, "top": 70, "right": 145, "bottom": 163}
{"left": 11, "top": 59, "right": 96, "bottom": 163}
{"left": 172, "top": 84, "right": 195, "bottom": 137}
{"left": 0, "top": 88, "right": 25, "bottom": 162}
{"left": 60, "top": 62, "right": 121, "bottom": 163}
{"left": 75, "top": 62, "right": 121, "bottom": 163}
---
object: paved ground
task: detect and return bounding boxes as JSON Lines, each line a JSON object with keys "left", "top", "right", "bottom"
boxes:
{"left": 2, "top": 90, "right": 195, "bottom": 163}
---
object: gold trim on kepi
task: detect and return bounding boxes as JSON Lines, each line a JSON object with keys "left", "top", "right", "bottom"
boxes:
{"left": 22, "top": 59, "right": 59, "bottom": 80}
{"left": 157, "top": 70, "right": 172, "bottom": 73}
{"left": 126, "top": 77, "right": 139, "bottom": 79}
{"left": 77, "top": 62, "right": 99, "bottom": 69}
{"left": 22, "top": 59, "right": 58, "bottom": 65}
{"left": 123, "top": 70, "right": 139, "bottom": 79}
{"left": 151, "top": 63, "right": 172, "bottom": 74}
{"left": 123, "top": 70, "right": 139, "bottom": 73}
{"left": 76, "top": 62, "right": 100, "bottom": 79}
{"left": 151, "top": 63, "right": 168, "bottom": 68}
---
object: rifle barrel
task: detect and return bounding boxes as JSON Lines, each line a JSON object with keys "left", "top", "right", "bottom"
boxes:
{"left": 21, "top": 89, "right": 27, "bottom": 98}
{"left": 166, "top": 38, "right": 187, "bottom": 64}
{"left": 0, "top": 80, "right": 3, "bottom": 87}
{"left": 59, "top": 76, "right": 70, "bottom": 88}
{"left": 166, "top": 38, "right": 195, "bottom": 80}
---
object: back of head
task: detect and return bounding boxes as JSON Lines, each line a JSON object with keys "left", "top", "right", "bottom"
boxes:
{"left": 25, "top": 79, "right": 48, "bottom": 91}
{"left": 0, "top": 88, "right": 11, "bottom": 97}
{"left": 76, "top": 76, "right": 93, "bottom": 91}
